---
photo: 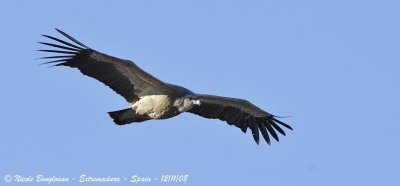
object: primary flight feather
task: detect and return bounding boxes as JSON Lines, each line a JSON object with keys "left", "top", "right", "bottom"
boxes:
{"left": 39, "top": 29, "right": 292, "bottom": 145}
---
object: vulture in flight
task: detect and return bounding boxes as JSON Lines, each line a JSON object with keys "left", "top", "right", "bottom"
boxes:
{"left": 39, "top": 29, "right": 292, "bottom": 145}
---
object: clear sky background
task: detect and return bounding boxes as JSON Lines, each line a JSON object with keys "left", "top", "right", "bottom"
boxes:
{"left": 1, "top": 0, "right": 399, "bottom": 186}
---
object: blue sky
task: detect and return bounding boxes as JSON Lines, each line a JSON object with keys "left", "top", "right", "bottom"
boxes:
{"left": 1, "top": 0, "right": 399, "bottom": 185}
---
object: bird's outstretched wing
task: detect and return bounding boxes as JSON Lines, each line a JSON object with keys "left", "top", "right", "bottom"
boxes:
{"left": 188, "top": 94, "right": 292, "bottom": 145}
{"left": 39, "top": 29, "right": 175, "bottom": 103}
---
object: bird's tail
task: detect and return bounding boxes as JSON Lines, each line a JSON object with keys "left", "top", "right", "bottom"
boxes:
{"left": 108, "top": 108, "right": 150, "bottom": 125}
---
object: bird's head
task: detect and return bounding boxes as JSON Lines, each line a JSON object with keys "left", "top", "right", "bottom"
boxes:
{"left": 174, "top": 95, "right": 201, "bottom": 112}
{"left": 186, "top": 95, "right": 201, "bottom": 107}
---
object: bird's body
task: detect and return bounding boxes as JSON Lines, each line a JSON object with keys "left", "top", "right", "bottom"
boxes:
{"left": 131, "top": 93, "right": 196, "bottom": 120}
{"left": 133, "top": 95, "right": 176, "bottom": 119}
{"left": 39, "top": 29, "right": 293, "bottom": 145}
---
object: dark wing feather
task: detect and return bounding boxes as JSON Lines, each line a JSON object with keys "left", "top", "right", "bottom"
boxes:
{"left": 258, "top": 121, "right": 271, "bottom": 145}
{"left": 188, "top": 94, "right": 292, "bottom": 145}
{"left": 39, "top": 29, "right": 175, "bottom": 102}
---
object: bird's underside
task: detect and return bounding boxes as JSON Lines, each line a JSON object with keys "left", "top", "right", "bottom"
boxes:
{"left": 39, "top": 29, "right": 293, "bottom": 145}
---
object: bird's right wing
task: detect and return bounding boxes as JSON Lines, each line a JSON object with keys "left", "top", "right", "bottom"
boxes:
{"left": 39, "top": 29, "right": 175, "bottom": 103}
{"left": 188, "top": 94, "right": 292, "bottom": 145}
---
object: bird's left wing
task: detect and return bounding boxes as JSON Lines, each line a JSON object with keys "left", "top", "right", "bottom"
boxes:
{"left": 188, "top": 94, "right": 292, "bottom": 145}
{"left": 39, "top": 29, "right": 175, "bottom": 103}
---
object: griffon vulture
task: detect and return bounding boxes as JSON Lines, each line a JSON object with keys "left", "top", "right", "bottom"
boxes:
{"left": 39, "top": 29, "right": 292, "bottom": 145}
